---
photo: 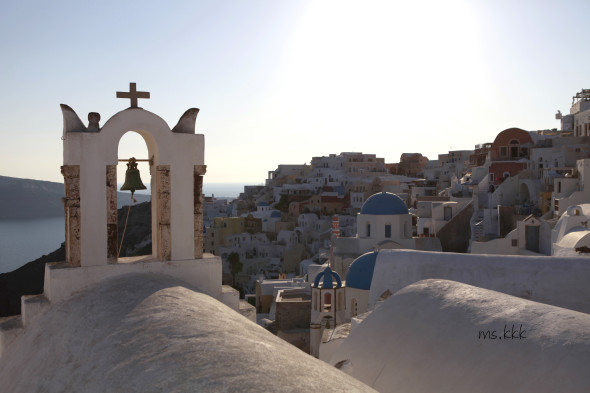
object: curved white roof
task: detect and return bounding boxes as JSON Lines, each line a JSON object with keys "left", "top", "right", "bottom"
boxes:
{"left": 329, "top": 279, "right": 590, "bottom": 392}
{"left": 0, "top": 273, "right": 375, "bottom": 393}
{"left": 555, "top": 229, "right": 590, "bottom": 249}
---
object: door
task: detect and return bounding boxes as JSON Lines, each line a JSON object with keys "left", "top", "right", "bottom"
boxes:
{"left": 525, "top": 225, "right": 540, "bottom": 253}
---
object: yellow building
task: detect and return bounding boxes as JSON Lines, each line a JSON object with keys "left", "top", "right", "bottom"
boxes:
{"left": 204, "top": 217, "right": 259, "bottom": 255}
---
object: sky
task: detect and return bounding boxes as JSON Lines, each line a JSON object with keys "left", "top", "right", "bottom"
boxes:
{"left": 1, "top": 0, "right": 589, "bottom": 185}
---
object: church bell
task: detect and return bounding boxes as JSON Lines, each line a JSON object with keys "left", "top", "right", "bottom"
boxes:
{"left": 120, "top": 157, "right": 147, "bottom": 196}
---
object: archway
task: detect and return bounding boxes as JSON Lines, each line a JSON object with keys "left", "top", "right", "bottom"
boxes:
{"left": 324, "top": 292, "right": 332, "bottom": 311}
{"left": 519, "top": 182, "right": 531, "bottom": 205}
{"left": 509, "top": 139, "right": 520, "bottom": 159}
{"left": 115, "top": 131, "right": 153, "bottom": 259}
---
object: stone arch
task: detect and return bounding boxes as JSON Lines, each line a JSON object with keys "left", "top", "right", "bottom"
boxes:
{"left": 103, "top": 114, "right": 173, "bottom": 263}
{"left": 112, "top": 130, "right": 160, "bottom": 261}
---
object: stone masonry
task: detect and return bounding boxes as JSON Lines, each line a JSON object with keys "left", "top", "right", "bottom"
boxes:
{"left": 61, "top": 165, "right": 81, "bottom": 267}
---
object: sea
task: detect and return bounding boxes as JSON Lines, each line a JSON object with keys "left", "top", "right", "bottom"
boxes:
{"left": 0, "top": 182, "right": 250, "bottom": 274}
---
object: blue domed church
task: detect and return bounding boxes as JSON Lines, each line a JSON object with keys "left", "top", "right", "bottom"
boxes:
{"left": 332, "top": 192, "right": 441, "bottom": 281}
{"left": 357, "top": 192, "right": 413, "bottom": 252}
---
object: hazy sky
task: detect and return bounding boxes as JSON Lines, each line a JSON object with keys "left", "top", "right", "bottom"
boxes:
{"left": 1, "top": 0, "right": 589, "bottom": 185}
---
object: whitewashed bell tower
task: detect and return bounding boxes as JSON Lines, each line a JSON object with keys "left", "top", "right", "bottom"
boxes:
{"left": 309, "top": 266, "right": 345, "bottom": 357}
{"left": 48, "top": 83, "right": 222, "bottom": 302}
{"left": 61, "top": 83, "right": 206, "bottom": 265}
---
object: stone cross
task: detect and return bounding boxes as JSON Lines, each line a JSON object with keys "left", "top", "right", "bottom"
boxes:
{"left": 116, "top": 82, "right": 150, "bottom": 108}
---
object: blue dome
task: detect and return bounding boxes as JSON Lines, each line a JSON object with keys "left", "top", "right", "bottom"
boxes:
{"left": 360, "top": 192, "right": 408, "bottom": 215}
{"left": 313, "top": 267, "right": 342, "bottom": 289}
{"left": 270, "top": 211, "right": 281, "bottom": 218}
{"left": 345, "top": 252, "right": 378, "bottom": 290}
{"left": 257, "top": 201, "right": 269, "bottom": 207}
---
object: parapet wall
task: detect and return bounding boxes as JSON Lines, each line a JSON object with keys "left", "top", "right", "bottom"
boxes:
{"left": 369, "top": 249, "right": 590, "bottom": 314}
{"left": 44, "top": 256, "right": 222, "bottom": 304}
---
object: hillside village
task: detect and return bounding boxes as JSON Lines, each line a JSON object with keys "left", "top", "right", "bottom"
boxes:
{"left": 204, "top": 88, "right": 590, "bottom": 291}
{"left": 193, "top": 89, "right": 590, "bottom": 363}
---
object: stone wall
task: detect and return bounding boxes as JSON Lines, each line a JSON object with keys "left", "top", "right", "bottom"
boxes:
{"left": 61, "top": 165, "right": 80, "bottom": 267}
{"left": 106, "top": 165, "right": 117, "bottom": 262}
{"left": 156, "top": 165, "right": 171, "bottom": 261}
{"left": 194, "top": 165, "right": 206, "bottom": 259}
{"left": 276, "top": 300, "right": 311, "bottom": 331}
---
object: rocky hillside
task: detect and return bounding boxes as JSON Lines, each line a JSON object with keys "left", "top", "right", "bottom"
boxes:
{"left": 0, "top": 175, "right": 150, "bottom": 219}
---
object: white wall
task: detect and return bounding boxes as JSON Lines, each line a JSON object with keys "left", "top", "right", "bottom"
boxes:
{"left": 44, "top": 255, "right": 222, "bottom": 304}
{"left": 368, "top": 249, "right": 590, "bottom": 314}
{"left": 470, "top": 236, "right": 518, "bottom": 255}
{"left": 345, "top": 287, "right": 370, "bottom": 320}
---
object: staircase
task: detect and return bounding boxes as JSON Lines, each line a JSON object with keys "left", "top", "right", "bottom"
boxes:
{"left": 0, "top": 294, "right": 50, "bottom": 357}
{"left": 471, "top": 209, "right": 485, "bottom": 242}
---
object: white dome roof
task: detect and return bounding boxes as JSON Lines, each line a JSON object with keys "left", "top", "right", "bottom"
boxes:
{"left": 0, "top": 273, "right": 375, "bottom": 393}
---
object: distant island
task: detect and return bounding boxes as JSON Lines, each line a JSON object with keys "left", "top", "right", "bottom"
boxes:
{"left": 0, "top": 175, "right": 149, "bottom": 220}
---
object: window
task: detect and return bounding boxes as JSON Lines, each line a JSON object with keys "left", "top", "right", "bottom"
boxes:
{"left": 512, "top": 239, "right": 518, "bottom": 247}
{"left": 385, "top": 224, "right": 391, "bottom": 238}
{"left": 366, "top": 222, "right": 371, "bottom": 237}
{"left": 509, "top": 140, "right": 520, "bottom": 159}
{"left": 350, "top": 298, "right": 358, "bottom": 317}
{"left": 489, "top": 173, "right": 495, "bottom": 182}
{"left": 444, "top": 206, "right": 453, "bottom": 221}
{"left": 324, "top": 293, "right": 332, "bottom": 312}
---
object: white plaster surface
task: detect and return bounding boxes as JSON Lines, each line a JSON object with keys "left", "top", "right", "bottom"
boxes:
{"left": 329, "top": 279, "right": 590, "bottom": 393}
{"left": 44, "top": 255, "right": 222, "bottom": 304}
{"left": 369, "top": 249, "right": 590, "bottom": 313}
{"left": 221, "top": 284, "right": 240, "bottom": 309}
{"left": 0, "top": 273, "right": 376, "bottom": 393}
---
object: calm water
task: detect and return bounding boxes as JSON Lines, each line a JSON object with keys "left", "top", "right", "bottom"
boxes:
{"left": 0, "top": 183, "right": 252, "bottom": 273}
{"left": 132, "top": 182, "right": 251, "bottom": 198}
{"left": 0, "top": 216, "right": 64, "bottom": 274}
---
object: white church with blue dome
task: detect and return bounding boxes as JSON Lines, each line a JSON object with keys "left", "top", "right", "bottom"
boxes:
{"left": 332, "top": 192, "right": 441, "bottom": 278}
{"left": 357, "top": 192, "right": 414, "bottom": 252}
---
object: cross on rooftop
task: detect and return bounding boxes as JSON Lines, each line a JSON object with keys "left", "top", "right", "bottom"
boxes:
{"left": 116, "top": 82, "right": 150, "bottom": 108}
